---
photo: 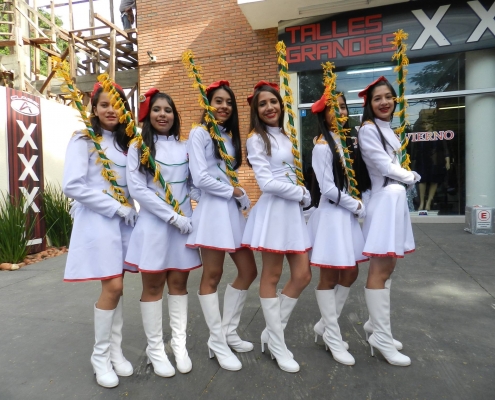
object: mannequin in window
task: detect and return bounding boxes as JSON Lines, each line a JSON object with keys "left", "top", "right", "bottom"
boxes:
{"left": 414, "top": 122, "right": 450, "bottom": 211}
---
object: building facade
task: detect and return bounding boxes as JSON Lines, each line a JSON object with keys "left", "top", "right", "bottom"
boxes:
{"left": 137, "top": 0, "right": 495, "bottom": 218}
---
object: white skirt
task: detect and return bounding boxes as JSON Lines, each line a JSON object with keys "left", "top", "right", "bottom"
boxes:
{"left": 241, "top": 193, "right": 311, "bottom": 253}
{"left": 64, "top": 205, "right": 137, "bottom": 282}
{"left": 125, "top": 209, "right": 202, "bottom": 272}
{"left": 186, "top": 192, "right": 246, "bottom": 253}
{"left": 362, "top": 184, "right": 415, "bottom": 258}
{"left": 308, "top": 199, "right": 368, "bottom": 268}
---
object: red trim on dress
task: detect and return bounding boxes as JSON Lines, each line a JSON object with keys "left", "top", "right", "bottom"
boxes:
{"left": 310, "top": 257, "right": 369, "bottom": 269}
{"left": 135, "top": 264, "right": 203, "bottom": 273}
{"left": 362, "top": 249, "right": 415, "bottom": 259}
{"left": 64, "top": 273, "right": 123, "bottom": 282}
{"left": 186, "top": 243, "right": 243, "bottom": 253}
{"left": 241, "top": 243, "right": 312, "bottom": 254}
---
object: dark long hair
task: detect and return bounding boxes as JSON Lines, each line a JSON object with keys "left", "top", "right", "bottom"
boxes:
{"left": 310, "top": 94, "right": 349, "bottom": 207}
{"left": 90, "top": 86, "right": 132, "bottom": 152}
{"left": 139, "top": 92, "right": 181, "bottom": 175}
{"left": 200, "top": 84, "right": 242, "bottom": 170}
{"left": 354, "top": 79, "right": 398, "bottom": 192}
{"left": 248, "top": 85, "right": 285, "bottom": 157}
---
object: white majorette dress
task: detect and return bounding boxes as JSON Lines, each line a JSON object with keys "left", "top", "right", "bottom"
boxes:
{"left": 63, "top": 130, "right": 138, "bottom": 282}
{"left": 125, "top": 135, "right": 202, "bottom": 272}
{"left": 307, "top": 133, "right": 368, "bottom": 268}
{"left": 359, "top": 118, "right": 416, "bottom": 258}
{"left": 186, "top": 125, "right": 246, "bottom": 252}
{"left": 242, "top": 126, "right": 311, "bottom": 253}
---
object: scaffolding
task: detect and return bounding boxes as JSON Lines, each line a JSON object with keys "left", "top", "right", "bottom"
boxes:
{"left": 0, "top": 0, "right": 138, "bottom": 110}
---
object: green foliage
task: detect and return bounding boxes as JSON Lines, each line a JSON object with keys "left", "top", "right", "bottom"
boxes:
{"left": 36, "top": 8, "right": 68, "bottom": 76}
{"left": 41, "top": 183, "right": 72, "bottom": 248}
{"left": 0, "top": 192, "right": 36, "bottom": 264}
{"left": 0, "top": 11, "right": 11, "bottom": 56}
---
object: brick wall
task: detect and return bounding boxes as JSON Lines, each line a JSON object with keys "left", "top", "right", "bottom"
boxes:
{"left": 136, "top": 0, "right": 279, "bottom": 202}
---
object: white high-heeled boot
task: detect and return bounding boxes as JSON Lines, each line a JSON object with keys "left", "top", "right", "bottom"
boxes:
{"left": 222, "top": 283, "right": 254, "bottom": 352}
{"left": 314, "top": 284, "right": 350, "bottom": 350}
{"left": 364, "top": 288, "right": 411, "bottom": 366}
{"left": 315, "top": 289, "right": 355, "bottom": 366}
{"left": 140, "top": 299, "right": 176, "bottom": 377}
{"left": 91, "top": 303, "right": 119, "bottom": 388}
{"left": 197, "top": 291, "right": 242, "bottom": 371}
{"left": 168, "top": 294, "right": 192, "bottom": 374}
{"left": 109, "top": 298, "right": 133, "bottom": 376}
{"left": 261, "top": 291, "right": 297, "bottom": 357}
{"left": 363, "top": 279, "right": 403, "bottom": 350}
{"left": 260, "top": 297, "right": 300, "bottom": 373}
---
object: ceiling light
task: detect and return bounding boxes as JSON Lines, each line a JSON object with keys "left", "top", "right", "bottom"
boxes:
{"left": 346, "top": 67, "right": 393, "bottom": 75}
{"left": 438, "top": 105, "right": 465, "bottom": 110}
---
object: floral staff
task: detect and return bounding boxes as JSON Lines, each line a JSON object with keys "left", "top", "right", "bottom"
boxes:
{"left": 322, "top": 61, "right": 360, "bottom": 200}
{"left": 96, "top": 73, "right": 184, "bottom": 215}
{"left": 51, "top": 57, "right": 131, "bottom": 207}
{"left": 391, "top": 29, "right": 411, "bottom": 170}
{"left": 181, "top": 49, "right": 240, "bottom": 188}
{"left": 275, "top": 41, "right": 305, "bottom": 186}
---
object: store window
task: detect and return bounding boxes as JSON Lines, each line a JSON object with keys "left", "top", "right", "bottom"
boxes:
{"left": 299, "top": 54, "right": 466, "bottom": 215}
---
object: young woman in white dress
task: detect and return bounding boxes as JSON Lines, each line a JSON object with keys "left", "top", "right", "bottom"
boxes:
{"left": 186, "top": 81, "right": 257, "bottom": 371}
{"left": 242, "top": 82, "right": 312, "bottom": 373}
{"left": 357, "top": 76, "right": 421, "bottom": 366}
{"left": 125, "top": 88, "right": 201, "bottom": 376}
{"left": 63, "top": 83, "right": 138, "bottom": 388}
{"left": 307, "top": 92, "right": 367, "bottom": 366}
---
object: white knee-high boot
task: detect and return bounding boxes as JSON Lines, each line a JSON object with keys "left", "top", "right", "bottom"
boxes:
{"left": 315, "top": 289, "right": 355, "bottom": 366}
{"left": 140, "top": 299, "right": 176, "bottom": 377}
{"left": 91, "top": 303, "right": 119, "bottom": 388}
{"left": 197, "top": 291, "right": 242, "bottom": 371}
{"left": 222, "top": 283, "right": 253, "bottom": 352}
{"left": 260, "top": 296, "right": 300, "bottom": 373}
{"left": 314, "top": 284, "right": 350, "bottom": 350}
{"left": 109, "top": 298, "right": 133, "bottom": 376}
{"left": 260, "top": 291, "right": 297, "bottom": 357}
{"left": 364, "top": 288, "right": 410, "bottom": 366}
{"left": 168, "top": 294, "right": 192, "bottom": 373}
{"left": 363, "top": 279, "right": 403, "bottom": 350}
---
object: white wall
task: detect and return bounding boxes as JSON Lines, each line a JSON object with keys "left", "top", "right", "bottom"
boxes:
{"left": 0, "top": 87, "right": 8, "bottom": 193}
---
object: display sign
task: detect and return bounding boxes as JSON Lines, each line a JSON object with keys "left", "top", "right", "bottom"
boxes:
{"left": 476, "top": 208, "right": 492, "bottom": 228}
{"left": 6, "top": 88, "right": 46, "bottom": 253}
{"left": 279, "top": 0, "right": 495, "bottom": 71}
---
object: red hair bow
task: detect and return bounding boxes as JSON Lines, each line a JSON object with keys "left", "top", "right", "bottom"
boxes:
{"left": 138, "top": 87, "right": 160, "bottom": 122}
{"left": 247, "top": 81, "right": 280, "bottom": 105}
{"left": 91, "top": 81, "right": 123, "bottom": 99}
{"left": 206, "top": 80, "right": 230, "bottom": 95}
{"left": 311, "top": 93, "right": 328, "bottom": 114}
{"left": 358, "top": 76, "right": 388, "bottom": 105}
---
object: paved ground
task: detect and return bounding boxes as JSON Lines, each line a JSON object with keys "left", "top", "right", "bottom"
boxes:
{"left": 0, "top": 224, "right": 494, "bottom": 400}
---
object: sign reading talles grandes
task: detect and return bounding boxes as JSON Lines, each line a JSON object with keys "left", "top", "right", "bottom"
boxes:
{"left": 279, "top": 0, "right": 495, "bottom": 71}
{"left": 6, "top": 88, "right": 46, "bottom": 253}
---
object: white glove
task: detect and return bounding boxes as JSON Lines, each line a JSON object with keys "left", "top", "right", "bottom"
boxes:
{"left": 116, "top": 206, "right": 138, "bottom": 227}
{"left": 234, "top": 187, "right": 251, "bottom": 211}
{"left": 303, "top": 206, "right": 316, "bottom": 223}
{"left": 190, "top": 187, "right": 201, "bottom": 202}
{"left": 355, "top": 201, "right": 366, "bottom": 219}
{"left": 170, "top": 214, "right": 192, "bottom": 234}
{"left": 301, "top": 188, "right": 312, "bottom": 208}
{"left": 412, "top": 171, "right": 421, "bottom": 183}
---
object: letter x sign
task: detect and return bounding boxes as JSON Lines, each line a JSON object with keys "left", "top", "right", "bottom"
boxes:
{"left": 411, "top": 5, "right": 450, "bottom": 50}
{"left": 467, "top": 1, "right": 495, "bottom": 42}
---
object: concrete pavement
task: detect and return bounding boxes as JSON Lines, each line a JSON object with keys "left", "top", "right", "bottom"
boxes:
{"left": 0, "top": 223, "right": 494, "bottom": 399}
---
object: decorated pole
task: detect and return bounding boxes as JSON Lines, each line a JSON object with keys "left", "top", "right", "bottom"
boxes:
{"left": 275, "top": 41, "right": 305, "bottom": 186}
{"left": 391, "top": 29, "right": 411, "bottom": 170}
{"left": 51, "top": 57, "right": 131, "bottom": 207}
{"left": 181, "top": 49, "right": 240, "bottom": 188}
{"left": 322, "top": 62, "right": 360, "bottom": 200}
{"left": 96, "top": 73, "right": 184, "bottom": 215}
